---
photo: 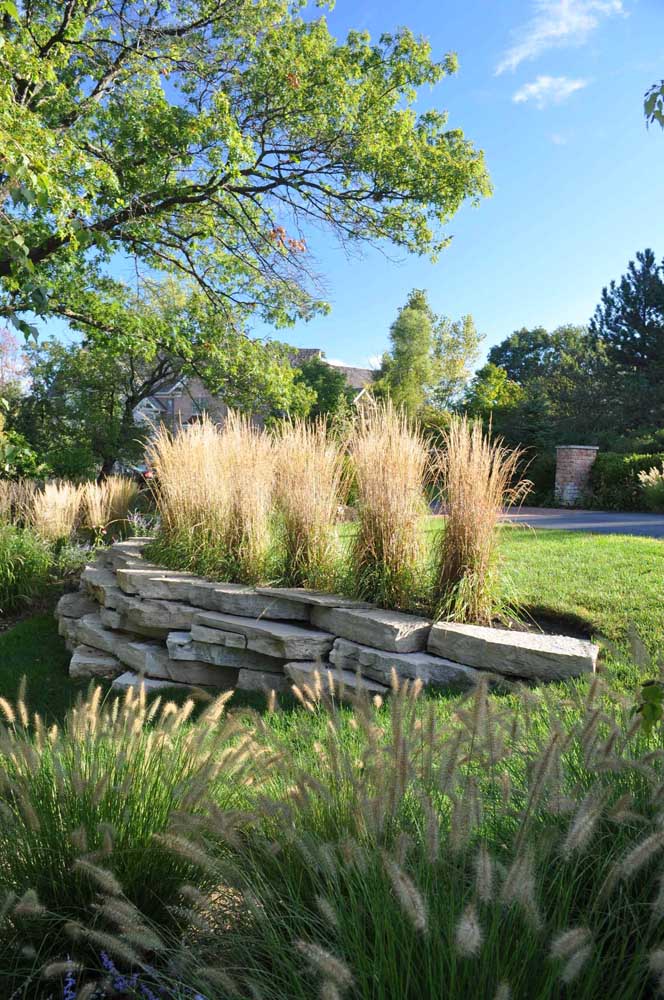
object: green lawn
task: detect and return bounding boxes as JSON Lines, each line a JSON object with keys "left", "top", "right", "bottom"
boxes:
{"left": 497, "top": 526, "right": 664, "bottom": 651}
{"left": 0, "top": 528, "right": 661, "bottom": 721}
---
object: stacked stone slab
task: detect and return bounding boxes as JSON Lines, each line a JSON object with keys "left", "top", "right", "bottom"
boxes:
{"left": 55, "top": 540, "right": 600, "bottom": 695}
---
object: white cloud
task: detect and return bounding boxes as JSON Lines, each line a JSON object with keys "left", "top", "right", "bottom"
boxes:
{"left": 497, "top": 0, "right": 624, "bottom": 75}
{"left": 550, "top": 131, "right": 568, "bottom": 144}
{"left": 513, "top": 75, "right": 588, "bottom": 107}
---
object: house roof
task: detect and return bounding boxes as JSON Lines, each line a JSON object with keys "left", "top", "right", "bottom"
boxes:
{"left": 331, "top": 364, "right": 374, "bottom": 390}
{"left": 288, "top": 347, "right": 324, "bottom": 366}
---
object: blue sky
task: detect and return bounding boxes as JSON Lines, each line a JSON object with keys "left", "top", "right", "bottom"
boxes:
{"left": 263, "top": 0, "right": 664, "bottom": 367}
{"left": 45, "top": 0, "right": 664, "bottom": 369}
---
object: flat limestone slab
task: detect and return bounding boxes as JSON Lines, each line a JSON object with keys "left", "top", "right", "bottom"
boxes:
{"left": 80, "top": 566, "right": 123, "bottom": 609}
{"left": 56, "top": 591, "right": 98, "bottom": 619}
{"left": 143, "top": 647, "right": 238, "bottom": 689}
{"left": 102, "top": 610, "right": 170, "bottom": 639}
{"left": 190, "top": 624, "right": 246, "bottom": 647}
{"left": 167, "top": 631, "right": 285, "bottom": 672}
{"left": 69, "top": 644, "right": 122, "bottom": 679}
{"left": 427, "top": 622, "right": 598, "bottom": 680}
{"left": 112, "top": 671, "right": 189, "bottom": 692}
{"left": 255, "top": 587, "right": 374, "bottom": 610}
{"left": 58, "top": 616, "right": 79, "bottom": 644}
{"left": 107, "top": 538, "right": 153, "bottom": 570}
{"left": 193, "top": 611, "right": 334, "bottom": 661}
{"left": 330, "top": 638, "right": 481, "bottom": 690}
{"left": 99, "top": 608, "right": 124, "bottom": 630}
{"left": 237, "top": 668, "right": 289, "bottom": 694}
{"left": 116, "top": 568, "right": 200, "bottom": 601}
{"left": 75, "top": 614, "right": 126, "bottom": 655}
{"left": 114, "top": 593, "right": 198, "bottom": 630}
{"left": 187, "top": 580, "right": 310, "bottom": 621}
{"left": 310, "top": 606, "right": 431, "bottom": 653}
{"left": 285, "top": 660, "right": 388, "bottom": 696}
{"left": 115, "top": 638, "right": 162, "bottom": 672}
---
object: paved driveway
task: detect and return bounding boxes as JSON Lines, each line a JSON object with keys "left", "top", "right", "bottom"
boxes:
{"left": 501, "top": 507, "right": 664, "bottom": 539}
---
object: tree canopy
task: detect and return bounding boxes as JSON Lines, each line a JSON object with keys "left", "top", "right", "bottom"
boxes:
{"left": 590, "top": 249, "right": 664, "bottom": 430}
{"left": 0, "top": 0, "right": 490, "bottom": 336}
{"left": 376, "top": 289, "right": 482, "bottom": 415}
{"left": 376, "top": 289, "right": 434, "bottom": 415}
{"left": 295, "top": 355, "right": 353, "bottom": 420}
{"left": 10, "top": 282, "right": 314, "bottom": 476}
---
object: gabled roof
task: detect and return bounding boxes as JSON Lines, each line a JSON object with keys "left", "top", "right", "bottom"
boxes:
{"left": 288, "top": 347, "right": 324, "bottom": 366}
{"left": 331, "top": 365, "right": 374, "bottom": 390}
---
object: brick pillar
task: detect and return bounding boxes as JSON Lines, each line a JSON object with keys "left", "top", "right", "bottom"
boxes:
{"left": 555, "top": 446, "right": 599, "bottom": 506}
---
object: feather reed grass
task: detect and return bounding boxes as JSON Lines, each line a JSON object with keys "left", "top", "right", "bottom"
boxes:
{"left": 273, "top": 418, "right": 343, "bottom": 588}
{"left": 148, "top": 413, "right": 274, "bottom": 582}
{"left": 81, "top": 476, "right": 138, "bottom": 537}
{"left": 346, "top": 402, "right": 428, "bottom": 609}
{"left": 0, "top": 479, "right": 36, "bottom": 527}
{"left": 222, "top": 411, "right": 275, "bottom": 582}
{"left": 432, "top": 415, "right": 531, "bottom": 623}
{"left": 30, "top": 481, "right": 83, "bottom": 542}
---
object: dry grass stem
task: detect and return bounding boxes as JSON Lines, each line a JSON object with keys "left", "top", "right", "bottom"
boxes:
{"left": 433, "top": 415, "right": 531, "bottom": 624}
{"left": 273, "top": 417, "right": 343, "bottom": 587}
{"left": 347, "top": 401, "right": 428, "bottom": 609}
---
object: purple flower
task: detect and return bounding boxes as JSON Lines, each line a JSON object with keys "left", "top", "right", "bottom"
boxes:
{"left": 99, "top": 951, "right": 138, "bottom": 993}
{"left": 63, "top": 965, "right": 77, "bottom": 1000}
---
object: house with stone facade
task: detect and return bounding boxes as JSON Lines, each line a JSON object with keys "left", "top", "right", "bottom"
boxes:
{"left": 134, "top": 347, "right": 374, "bottom": 431}
{"left": 133, "top": 349, "right": 374, "bottom": 434}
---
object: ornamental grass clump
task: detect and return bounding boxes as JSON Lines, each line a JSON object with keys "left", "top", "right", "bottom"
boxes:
{"left": 147, "top": 416, "right": 233, "bottom": 572}
{"left": 432, "top": 415, "right": 530, "bottom": 624}
{"left": 0, "top": 682, "right": 253, "bottom": 994}
{"left": 3, "top": 670, "right": 664, "bottom": 997}
{"left": 221, "top": 410, "right": 275, "bottom": 583}
{"left": 347, "top": 402, "right": 428, "bottom": 609}
{"left": 273, "top": 418, "right": 344, "bottom": 588}
{"left": 30, "top": 481, "right": 83, "bottom": 543}
{"left": 82, "top": 476, "right": 139, "bottom": 539}
{"left": 639, "top": 462, "right": 664, "bottom": 513}
{"left": 0, "top": 479, "right": 36, "bottom": 527}
{"left": 177, "top": 672, "right": 664, "bottom": 1000}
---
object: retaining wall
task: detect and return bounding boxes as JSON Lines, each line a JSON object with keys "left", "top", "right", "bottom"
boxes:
{"left": 55, "top": 539, "right": 599, "bottom": 696}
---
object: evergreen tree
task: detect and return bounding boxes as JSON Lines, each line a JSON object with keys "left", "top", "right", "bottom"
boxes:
{"left": 589, "top": 249, "right": 664, "bottom": 428}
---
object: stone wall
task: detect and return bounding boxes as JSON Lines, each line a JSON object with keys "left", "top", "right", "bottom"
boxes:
{"left": 55, "top": 539, "right": 599, "bottom": 696}
{"left": 555, "top": 445, "right": 599, "bottom": 506}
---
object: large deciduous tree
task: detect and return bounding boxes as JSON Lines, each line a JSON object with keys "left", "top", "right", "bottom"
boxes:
{"left": 645, "top": 80, "right": 664, "bottom": 128}
{"left": 0, "top": 0, "right": 490, "bottom": 335}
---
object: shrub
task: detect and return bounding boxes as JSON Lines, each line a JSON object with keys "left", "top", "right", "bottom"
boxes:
{"left": 31, "top": 481, "right": 83, "bottom": 543}
{"left": 638, "top": 461, "right": 664, "bottom": 513}
{"left": 273, "top": 418, "right": 344, "bottom": 588}
{"left": 347, "top": 402, "right": 428, "bottom": 609}
{"left": 589, "top": 451, "right": 664, "bottom": 510}
{"left": 0, "top": 525, "right": 52, "bottom": 614}
{"left": 432, "top": 416, "right": 530, "bottom": 624}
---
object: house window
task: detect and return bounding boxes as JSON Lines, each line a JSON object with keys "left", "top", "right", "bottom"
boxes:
{"left": 192, "top": 396, "right": 209, "bottom": 415}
